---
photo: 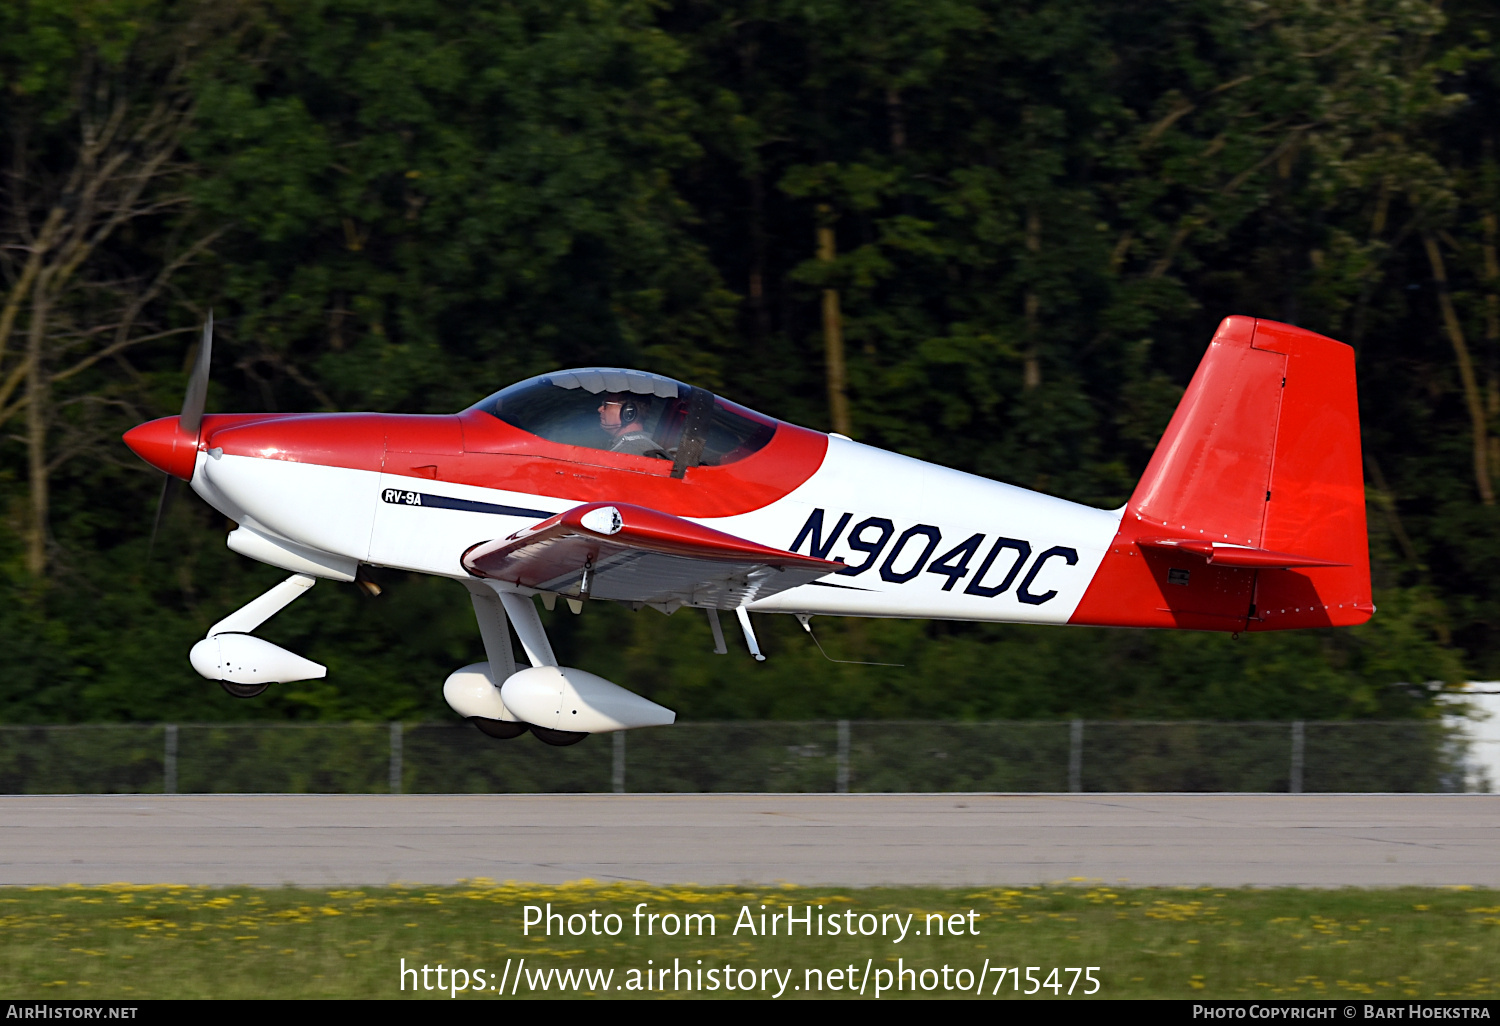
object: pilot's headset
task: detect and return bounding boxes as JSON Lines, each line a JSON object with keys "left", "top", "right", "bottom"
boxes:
{"left": 614, "top": 394, "right": 640, "bottom": 426}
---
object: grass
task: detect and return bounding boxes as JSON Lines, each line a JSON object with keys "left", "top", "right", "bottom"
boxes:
{"left": 1, "top": 881, "right": 1497, "bottom": 999}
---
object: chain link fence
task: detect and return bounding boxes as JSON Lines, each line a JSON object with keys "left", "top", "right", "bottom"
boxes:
{"left": 0, "top": 720, "right": 1471, "bottom": 794}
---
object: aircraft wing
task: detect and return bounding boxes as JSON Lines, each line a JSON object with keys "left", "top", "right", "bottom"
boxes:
{"left": 462, "top": 502, "right": 843, "bottom": 609}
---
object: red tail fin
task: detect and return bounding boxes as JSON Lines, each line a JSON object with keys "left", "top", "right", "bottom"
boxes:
{"left": 1071, "top": 316, "right": 1372, "bottom": 632}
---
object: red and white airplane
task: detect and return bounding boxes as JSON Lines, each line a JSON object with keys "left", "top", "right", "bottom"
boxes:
{"left": 123, "top": 315, "right": 1370, "bottom": 745}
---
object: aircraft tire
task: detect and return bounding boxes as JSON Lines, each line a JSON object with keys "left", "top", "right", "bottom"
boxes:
{"left": 529, "top": 725, "right": 589, "bottom": 747}
{"left": 470, "top": 717, "right": 529, "bottom": 740}
{"left": 219, "top": 681, "right": 270, "bottom": 699}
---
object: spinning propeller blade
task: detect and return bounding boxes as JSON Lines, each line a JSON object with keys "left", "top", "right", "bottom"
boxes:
{"left": 147, "top": 474, "right": 176, "bottom": 560}
{"left": 149, "top": 311, "right": 212, "bottom": 559}
{"left": 180, "top": 310, "right": 213, "bottom": 440}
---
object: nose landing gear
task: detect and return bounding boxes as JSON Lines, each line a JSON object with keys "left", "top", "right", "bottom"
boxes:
{"left": 192, "top": 573, "right": 327, "bottom": 698}
{"left": 219, "top": 681, "right": 270, "bottom": 699}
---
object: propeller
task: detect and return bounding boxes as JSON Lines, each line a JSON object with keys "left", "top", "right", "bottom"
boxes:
{"left": 181, "top": 310, "right": 213, "bottom": 439}
{"left": 148, "top": 311, "right": 212, "bottom": 559}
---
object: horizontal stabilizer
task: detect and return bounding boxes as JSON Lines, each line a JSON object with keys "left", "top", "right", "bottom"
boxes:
{"left": 1136, "top": 538, "right": 1347, "bottom": 569}
{"left": 463, "top": 501, "right": 843, "bottom": 609}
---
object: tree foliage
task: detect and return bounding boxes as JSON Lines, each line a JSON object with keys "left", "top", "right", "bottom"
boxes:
{"left": 0, "top": 0, "right": 1493, "bottom": 723}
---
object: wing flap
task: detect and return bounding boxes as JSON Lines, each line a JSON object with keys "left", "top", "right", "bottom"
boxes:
{"left": 462, "top": 502, "right": 842, "bottom": 608}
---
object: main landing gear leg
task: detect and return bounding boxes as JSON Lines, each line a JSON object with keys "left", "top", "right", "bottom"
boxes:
{"left": 457, "top": 583, "right": 584, "bottom": 747}
{"left": 462, "top": 581, "right": 517, "bottom": 680}
{"left": 491, "top": 586, "right": 558, "bottom": 667}
{"left": 458, "top": 580, "right": 528, "bottom": 739}
{"left": 490, "top": 586, "right": 586, "bottom": 746}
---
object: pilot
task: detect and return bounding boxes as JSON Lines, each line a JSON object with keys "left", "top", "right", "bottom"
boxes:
{"left": 598, "top": 394, "right": 666, "bottom": 458}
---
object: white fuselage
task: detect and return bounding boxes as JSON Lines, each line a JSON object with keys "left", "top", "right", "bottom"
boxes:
{"left": 191, "top": 435, "right": 1122, "bottom": 625}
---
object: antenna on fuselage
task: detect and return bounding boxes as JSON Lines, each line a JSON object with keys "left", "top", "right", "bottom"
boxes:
{"left": 794, "top": 614, "right": 903, "bottom": 667}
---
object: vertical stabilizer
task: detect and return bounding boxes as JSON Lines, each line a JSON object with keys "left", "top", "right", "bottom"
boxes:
{"left": 1071, "top": 316, "right": 1372, "bottom": 632}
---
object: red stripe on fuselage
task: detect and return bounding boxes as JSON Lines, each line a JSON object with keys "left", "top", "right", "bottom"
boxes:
{"left": 201, "top": 409, "right": 828, "bottom": 518}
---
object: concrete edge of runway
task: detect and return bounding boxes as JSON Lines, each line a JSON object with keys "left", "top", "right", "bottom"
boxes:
{"left": 2, "top": 790, "right": 1491, "bottom": 797}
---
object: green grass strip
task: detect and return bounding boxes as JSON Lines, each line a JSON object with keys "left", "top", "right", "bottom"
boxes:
{"left": 2, "top": 882, "right": 1497, "bottom": 999}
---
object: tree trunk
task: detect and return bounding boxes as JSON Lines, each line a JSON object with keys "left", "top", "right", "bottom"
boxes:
{"left": 0, "top": 206, "right": 64, "bottom": 372}
{"left": 1023, "top": 207, "right": 1041, "bottom": 390}
{"left": 1424, "top": 232, "right": 1494, "bottom": 505}
{"left": 1482, "top": 209, "right": 1499, "bottom": 486}
{"left": 885, "top": 86, "right": 906, "bottom": 154}
{"left": 24, "top": 285, "right": 51, "bottom": 577}
{"left": 817, "top": 204, "right": 850, "bottom": 436}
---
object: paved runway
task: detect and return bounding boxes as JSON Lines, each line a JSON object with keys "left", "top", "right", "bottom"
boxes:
{"left": 2, "top": 794, "right": 1497, "bottom": 888}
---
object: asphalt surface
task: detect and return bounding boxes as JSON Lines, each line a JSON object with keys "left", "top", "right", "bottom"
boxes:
{"left": 2, "top": 793, "right": 1496, "bottom": 888}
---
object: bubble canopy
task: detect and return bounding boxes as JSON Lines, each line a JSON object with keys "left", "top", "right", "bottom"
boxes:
{"left": 469, "top": 368, "right": 778, "bottom": 473}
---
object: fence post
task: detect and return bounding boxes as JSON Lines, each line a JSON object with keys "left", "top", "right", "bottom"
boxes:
{"left": 1068, "top": 719, "right": 1083, "bottom": 793}
{"left": 1289, "top": 720, "right": 1305, "bottom": 794}
{"left": 836, "top": 720, "right": 850, "bottom": 794}
{"left": 612, "top": 731, "right": 626, "bottom": 794}
{"left": 163, "top": 724, "right": 178, "bottom": 796}
{"left": 389, "top": 722, "right": 403, "bottom": 795}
